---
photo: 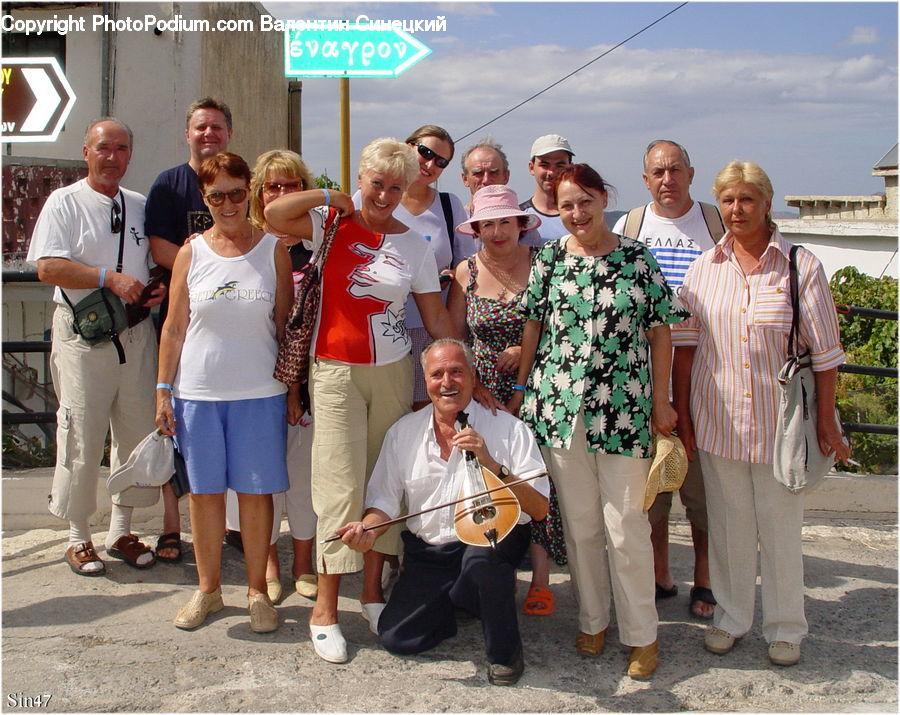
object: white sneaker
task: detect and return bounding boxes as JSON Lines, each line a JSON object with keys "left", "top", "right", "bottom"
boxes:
{"left": 310, "top": 623, "right": 347, "bottom": 663}
{"left": 360, "top": 602, "right": 386, "bottom": 635}
{"left": 768, "top": 640, "right": 801, "bottom": 666}
{"left": 704, "top": 626, "right": 737, "bottom": 655}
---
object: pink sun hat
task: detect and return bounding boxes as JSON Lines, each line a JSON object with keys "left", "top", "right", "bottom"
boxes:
{"left": 456, "top": 185, "right": 542, "bottom": 235}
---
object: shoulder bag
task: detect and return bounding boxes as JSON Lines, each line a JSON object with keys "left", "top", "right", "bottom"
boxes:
{"left": 273, "top": 212, "right": 341, "bottom": 386}
{"left": 773, "top": 245, "right": 842, "bottom": 493}
{"left": 60, "top": 191, "right": 128, "bottom": 364}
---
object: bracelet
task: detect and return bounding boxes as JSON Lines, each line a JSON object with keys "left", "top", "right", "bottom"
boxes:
{"left": 512, "top": 384, "right": 526, "bottom": 392}
{"left": 322, "top": 188, "right": 330, "bottom": 207}
{"left": 155, "top": 383, "right": 173, "bottom": 391}
{"left": 98, "top": 267, "right": 107, "bottom": 288}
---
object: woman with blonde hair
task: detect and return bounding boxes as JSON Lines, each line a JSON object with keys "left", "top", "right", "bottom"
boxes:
{"left": 265, "top": 137, "right": 457, "bottom": 663}
{"left": 673, "top": 160, "right": 848, "bottom": 666}
{"left": 219, "top": 150, "right": 320, "bottom": 603}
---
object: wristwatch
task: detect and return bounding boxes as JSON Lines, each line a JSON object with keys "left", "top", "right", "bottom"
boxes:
{"left": 497, "top": 464, "right": 511, "bottom": 480}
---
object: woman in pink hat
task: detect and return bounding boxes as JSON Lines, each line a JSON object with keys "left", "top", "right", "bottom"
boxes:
{"left": 447, "top": 184, "right": 568, "bottom": 621}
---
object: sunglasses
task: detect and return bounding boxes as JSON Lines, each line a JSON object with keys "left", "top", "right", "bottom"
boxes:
{"left": 110, "top": 199, "right": 122, "bottom": 233}
{"left": 205, "top": 188, "right": 248, "bottom": 206}
{"left": 416, "top": 143, "right": 450, "bottom": 169}
{"left": 263, "top": 180, "right": 304, "bottom": 195}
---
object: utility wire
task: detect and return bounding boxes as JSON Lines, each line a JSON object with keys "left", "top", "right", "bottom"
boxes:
{"left": 456, "top": 2, "right": 690, "bottom": 143}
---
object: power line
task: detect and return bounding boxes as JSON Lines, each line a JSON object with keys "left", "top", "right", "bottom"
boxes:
{"left": 456, "top": 2, "right": 690, "bottom": 143}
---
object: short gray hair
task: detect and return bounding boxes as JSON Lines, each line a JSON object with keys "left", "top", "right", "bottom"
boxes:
{"left": 420, "top": 338, "right": 475, "bottom": 372}
{"left": 83, "top": 117, "right": 133, "bottom": 150}
{"left": 643, "top": 139, "right": 691, "bottom": 171}
{"left": 460, "top": 136, "right": 509, "bottom": 174}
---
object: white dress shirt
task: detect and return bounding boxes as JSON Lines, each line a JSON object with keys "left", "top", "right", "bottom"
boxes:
{"left": 366, "top": 400, "right": 549, "bottom": 545}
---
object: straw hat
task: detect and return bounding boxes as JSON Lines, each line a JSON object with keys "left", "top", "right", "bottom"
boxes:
{"left": 456, "top": 185, "right": 542, "bottom": 235}
{"left": 643, "top": 434, "right": 689, "bottom": 511}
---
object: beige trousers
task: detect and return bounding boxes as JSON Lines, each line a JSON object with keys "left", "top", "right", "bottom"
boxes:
{"left": 699, "top": 450, "right": 808, "bottom": 644}
{"left": 48, "top": 307, "right": 160, "bottom": 522}
{"left": 311, "top": 356, "right": 412, "bottom": 574}
{"left": 545, "top": 412, "right": 658, "bottom": 646}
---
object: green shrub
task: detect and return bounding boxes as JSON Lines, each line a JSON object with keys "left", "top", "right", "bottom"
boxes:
{"left": 829, "top": 266, "right": 898, "bottom": 474}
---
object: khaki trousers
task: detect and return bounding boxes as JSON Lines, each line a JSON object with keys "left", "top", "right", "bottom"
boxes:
{"left": 699, "top": 450, "right": 808, "bottom": 644}
{"left": 545, "top": 412, "right": 658, "bottom": 646}
{"left": 311, "top": 357, "right": 412, "bottom": 574}
{"left": 48, "top": 307, "right": 159, "bottom": 522}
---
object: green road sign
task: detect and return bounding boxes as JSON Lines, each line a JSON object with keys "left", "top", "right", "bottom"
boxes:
{"left": 284, "top": 23, "right": 431, "bottom": 77}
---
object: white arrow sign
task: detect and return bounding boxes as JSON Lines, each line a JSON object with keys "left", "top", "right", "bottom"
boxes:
{"left": 2, "top": 57, "right": 77, "bottom": 142}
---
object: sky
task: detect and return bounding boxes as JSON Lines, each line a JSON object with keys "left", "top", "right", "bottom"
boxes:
{"left": 262, "top": 0, "right": 898, "bottom": 214}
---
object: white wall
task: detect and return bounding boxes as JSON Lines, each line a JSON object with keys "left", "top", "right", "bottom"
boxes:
{"left": 778, "top": 219, "right": 898, "bottom": 280}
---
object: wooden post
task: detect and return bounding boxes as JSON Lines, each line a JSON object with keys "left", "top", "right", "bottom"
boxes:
{"left": 340, "top": 77, "right": 350, "bottom": 192}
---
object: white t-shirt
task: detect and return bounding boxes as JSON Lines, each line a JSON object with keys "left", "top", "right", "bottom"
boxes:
{"left": 174, "top": 233, "right": 286, "bottom": 401}
{"left": 27, "top": 179, "right": 151, "bottom": 305}
{"left": 612, "top": 201, "right": 718, "bottom": 288}
{"left": 351, "top": 190, "right": 475, "bottom": 330}
{"left": 519, "top": 197, "right": 568, "bottom": 247}
{"left": 308, "top": 206, "right": 441, "bottom": 366}
{"left": 366, "top": 400, "right": 549, "bottom": 545}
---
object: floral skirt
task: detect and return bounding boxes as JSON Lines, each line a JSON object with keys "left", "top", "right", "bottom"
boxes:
{"left": 531, "top": 476, "right": 567, "bottom": 566}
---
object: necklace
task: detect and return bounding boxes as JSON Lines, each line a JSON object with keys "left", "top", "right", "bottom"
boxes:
{"left": 479, "top": 250, "right": 523, "bottom": 303}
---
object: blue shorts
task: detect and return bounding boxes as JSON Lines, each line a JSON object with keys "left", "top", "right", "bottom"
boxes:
{"left": 173, "top": 394, "right": 290, "bottom": 495}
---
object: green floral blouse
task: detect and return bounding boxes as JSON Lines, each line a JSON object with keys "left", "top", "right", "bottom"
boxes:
{"left": 519, "top": 236, "right": 690, "bottom": 458}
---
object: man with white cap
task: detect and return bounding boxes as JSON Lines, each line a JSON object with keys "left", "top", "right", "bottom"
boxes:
{"left": 518, "top": 134, "right": 574, "bottom": 246}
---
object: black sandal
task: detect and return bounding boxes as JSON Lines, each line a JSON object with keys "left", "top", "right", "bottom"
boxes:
{"left": 655, "top": 582, "right": 678, "bottom": 600}
{"left": 155, "top": 532, "right": 183, "bottom": 564}
{"left": 689, "top": 586, "right": 717, "bottom": 619}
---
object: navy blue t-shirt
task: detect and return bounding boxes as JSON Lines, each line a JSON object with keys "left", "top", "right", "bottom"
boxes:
{"left": 144, "top": 162, "right": 212, "bottom": 245}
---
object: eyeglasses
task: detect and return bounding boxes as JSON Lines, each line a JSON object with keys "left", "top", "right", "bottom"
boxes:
{"left": 416, "top": 143, "right": 450, "bottom": 169}
{"left": 263, "top": 181, "right": 304, "bottom": 195}
{"left": 110, "top": 199, "right": 122, "bottom": 233}
{"left": 204, "top": 188, "right": 248, "bottom": 206}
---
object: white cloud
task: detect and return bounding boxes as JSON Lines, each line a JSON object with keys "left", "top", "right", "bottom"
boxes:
{"left": 841, "top": 26, "right": 880, "bottom": 46}
{"left": 294, "top": 37, "right": 897, "bottom": 212}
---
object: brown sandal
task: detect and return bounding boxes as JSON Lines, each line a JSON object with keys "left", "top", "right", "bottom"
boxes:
{"left": 65, "top": 541, "right": 106, "bottom": 576}
{"left": 107, "top": 534, "right": 157, "bottom": 569}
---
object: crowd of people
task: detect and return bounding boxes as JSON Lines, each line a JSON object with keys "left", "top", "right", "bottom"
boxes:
{"left": 27, "top": 96, "right": 850, "bottom": 686}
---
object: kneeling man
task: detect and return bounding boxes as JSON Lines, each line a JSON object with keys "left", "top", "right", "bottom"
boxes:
{"left": 338, "top": 338, "right": 549, "bottom": 685}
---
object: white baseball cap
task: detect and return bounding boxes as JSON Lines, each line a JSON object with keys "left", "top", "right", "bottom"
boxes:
{"left": 530, "top": 134, "right": 575, "bottom": 159}
{"left": 106, "top": 429, "right": 173, "bottom": 494}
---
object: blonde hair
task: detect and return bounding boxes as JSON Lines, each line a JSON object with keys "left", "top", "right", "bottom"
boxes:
{"left": 712, "top": 160, "right": 776, "bottom": 230}
{"left": 249, "top": 149, "right": 314, "bottom": 229}
{"left": 357, "top": 138, "right": 419, "bottom": 186}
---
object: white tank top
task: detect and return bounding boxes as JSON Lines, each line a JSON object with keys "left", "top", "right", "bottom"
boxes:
{"left": 174, "top": 232, "right": 286, "bottom": 401}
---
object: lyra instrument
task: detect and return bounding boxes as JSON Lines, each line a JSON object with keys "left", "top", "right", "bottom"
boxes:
{"left": 452, "top": 410, "right": 520, "bottom": 548}
{"left": 321, "top": 473, "right": 545, "bottom": 544}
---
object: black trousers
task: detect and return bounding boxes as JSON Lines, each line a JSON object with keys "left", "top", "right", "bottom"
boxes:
{"left": 378, "top": 524, "right": 530, "bottom": 665}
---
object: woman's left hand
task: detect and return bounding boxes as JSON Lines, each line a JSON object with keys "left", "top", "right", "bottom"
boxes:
{"left": 495, "top": 346, "right": 521, "bottom": 375}
{"left": 816, "top": 412, "right": 851, "bottom": 465}
{"left": 651, "top": 400, "right": 678, "bottom": 436}
{"left": 472, "top": 381, "right": 508, "bottom": 415}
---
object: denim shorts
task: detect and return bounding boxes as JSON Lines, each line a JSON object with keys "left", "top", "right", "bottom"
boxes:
{"left": 173, "top": 393, "right": 290, "bottom": 495}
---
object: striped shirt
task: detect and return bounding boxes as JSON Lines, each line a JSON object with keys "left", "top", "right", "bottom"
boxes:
{"left": 671, "top": 230, "right": 844, "bottom": 464}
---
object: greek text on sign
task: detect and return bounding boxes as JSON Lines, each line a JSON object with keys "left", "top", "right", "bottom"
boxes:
{"left": 2, "top": 57, "right": 76, "bottom": 142}
{"left": 284, "top": 23, "right": 430, "bottom": 78}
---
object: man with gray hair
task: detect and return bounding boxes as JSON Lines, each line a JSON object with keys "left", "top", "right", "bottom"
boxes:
{"left": 612, "top": 139, "right": 725, "bottom": 619}
{"left": 27, "top": 118, "right": 165, "bottom": 575}
{"left": 336, "top": 338, "right": 549, "bottom": 683}
{"left": 459, "top": 137, "right": 510, "bottom": 212}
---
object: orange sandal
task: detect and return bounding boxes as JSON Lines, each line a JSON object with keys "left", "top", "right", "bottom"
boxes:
{"left": 523, "top": 585, "right": 555, "bottom": 615}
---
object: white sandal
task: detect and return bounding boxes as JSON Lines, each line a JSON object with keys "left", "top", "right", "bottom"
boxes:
{"left": 310, "top": 623, "right": 347, "bottom": 663}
